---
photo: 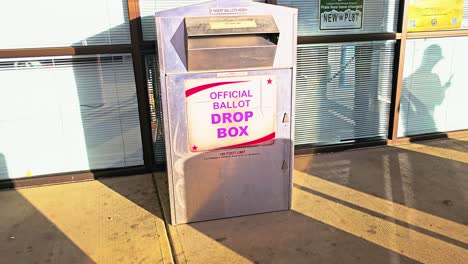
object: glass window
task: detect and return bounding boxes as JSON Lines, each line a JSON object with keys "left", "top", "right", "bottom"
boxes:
{"left": 277, "top": 0, "right": 399, "bottom": 36}
{"left": 398, "top": 37, "right": 468, "bottom": 137}
{"left": 0, "top": 54, "right": 143, "bottom": 179}
{"left": 146, "top": 41, "right": 395, "bottom": 153}
{"left": 295, "top": 41, "right": 395, "bottom": 146}
{"left": 0, "top": 0, "right": 130, "bottom": 49}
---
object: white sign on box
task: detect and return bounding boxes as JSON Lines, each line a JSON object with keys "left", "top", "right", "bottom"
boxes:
{"left": 185, "top": 75, "right": 277, "bottom": 152}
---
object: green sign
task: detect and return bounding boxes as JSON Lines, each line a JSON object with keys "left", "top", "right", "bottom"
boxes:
{"left": 320, "top": 0, "right": 364, "bottom": 30}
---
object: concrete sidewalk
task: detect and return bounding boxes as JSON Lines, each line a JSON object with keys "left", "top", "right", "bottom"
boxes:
{"left": 0, "top": 137, "right": 467, "bottom": 263}
{"left": 155, "top": 137, "right": 468, "bottom": 264}
{"left": 0, "top": 174, "right": 173, "bottom": 264}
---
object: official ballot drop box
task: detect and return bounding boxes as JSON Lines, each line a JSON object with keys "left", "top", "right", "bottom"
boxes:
{"left": 156, "top": 0, "right": 297, "bottom": 224}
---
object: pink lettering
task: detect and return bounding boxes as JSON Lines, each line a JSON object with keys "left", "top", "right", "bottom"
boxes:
{"left": 228, "top": 127, "right": 239, "bottom": 137}
{"left": 222, "top": 113, "right": 233, "bottom": 123}
{"left": 211, "top": 114, "right": 221, "bottom": 124}
{"left": 239, "top": 126, "right": 248, "bottom": 136}
{"left": 217, "top": 128, "right": 227, "bottom": 138}
{"left": 245, "top": 111, "right": 254, "bottom": 122}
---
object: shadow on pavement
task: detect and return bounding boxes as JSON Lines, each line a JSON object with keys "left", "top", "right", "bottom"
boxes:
{"left": 156, "top": 137, "right": 468, "bottom": 263}
{"left": 97, "top": 174, "right": 165, "bottom": 221}
{"left": 0, "top": 156, "right": 94, "bottom": 263}
{"left": 1, "top": 173, "right": 171, "bottom": 264}
{"left": 295, "top": 142, "right": 468, "bottom": 226}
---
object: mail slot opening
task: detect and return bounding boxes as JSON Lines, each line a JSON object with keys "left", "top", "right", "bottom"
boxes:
{"left": 185, "top": 15, "right": 280, "bottom": 71}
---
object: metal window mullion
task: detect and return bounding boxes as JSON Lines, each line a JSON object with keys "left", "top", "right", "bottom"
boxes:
{"left": 128, "top": 0, "right": 155, "bottom": 170}
{"left": 389, "top": 0, "right": 409, "bottom": 143}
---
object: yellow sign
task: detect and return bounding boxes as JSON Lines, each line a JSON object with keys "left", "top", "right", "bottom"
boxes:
{"left": 210, "top": 20, "right": 257, "bottom": 30}
{"left": 408, "top": 0, "right": 464, "bottom": 32}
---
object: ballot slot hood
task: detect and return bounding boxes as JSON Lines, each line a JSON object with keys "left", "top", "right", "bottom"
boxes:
{"left": 185, "top": 15, "right": 280, "bottom": 71}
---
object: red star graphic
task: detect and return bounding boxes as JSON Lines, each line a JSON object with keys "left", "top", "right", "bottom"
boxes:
{"left": 192, "top": 145, "right": 198, "bottom": 151}
{"left": 267, "top": 78, "right": 273, "bottom": 85}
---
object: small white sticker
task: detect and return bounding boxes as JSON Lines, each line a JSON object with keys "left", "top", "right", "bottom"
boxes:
{"left": 209, "top": 7, "right": 248, "bottom": 15}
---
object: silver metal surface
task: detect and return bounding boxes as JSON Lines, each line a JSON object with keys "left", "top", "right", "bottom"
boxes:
{"left": 187, "top": 35, "right": 277, "bottom": 71}
{"left": 166, "top": 69, "right": 292, "bottom": 223}
{"left": 187, "top": 35, "right": 276, "bottom": 49}
{"left": 156, "top": 1, "right": 297, "bottom": 74}
{"left": 156, "top": 0, "right": 298, "bottom": 224}
{"left": 185, "top": 15, "right": 279, "bottom": 36}
{"left": 185, "top": 15, "right": 279, "bottom": 71}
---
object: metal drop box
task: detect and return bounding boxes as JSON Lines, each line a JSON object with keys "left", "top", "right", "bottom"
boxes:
{"left": 156, "top": 0, "right": 297, "bottom": 225}
{"left": 185, "top": 15, "right": 279, "bottom": 71}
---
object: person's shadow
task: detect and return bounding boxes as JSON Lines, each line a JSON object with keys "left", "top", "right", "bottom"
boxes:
{"left": 399, "top": 44, "right": 452, "bottom": 136}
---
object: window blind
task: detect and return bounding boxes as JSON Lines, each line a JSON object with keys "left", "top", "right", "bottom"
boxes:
{"left": 295, "top": 41, "right": 395, "bottom": 146}
{"left": 146, "top": 41, "right": 395, "bottom": 157}
{"left": 0, "top": 54, "right": 142, "bottom": 179}
{"left": 145, "top": 55, "right": 167, "bottom": 164}
{"left": 398, "top": 37, "right": 468, "bottom": 137}
{"left": 463, "top": 1, "right": 468, "bottom": 28}
{"left": 0, "top": 0, "right": 130, "bottom": 49}
{"left": 277, "top": 0, "right": 399, "bottom": 35}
